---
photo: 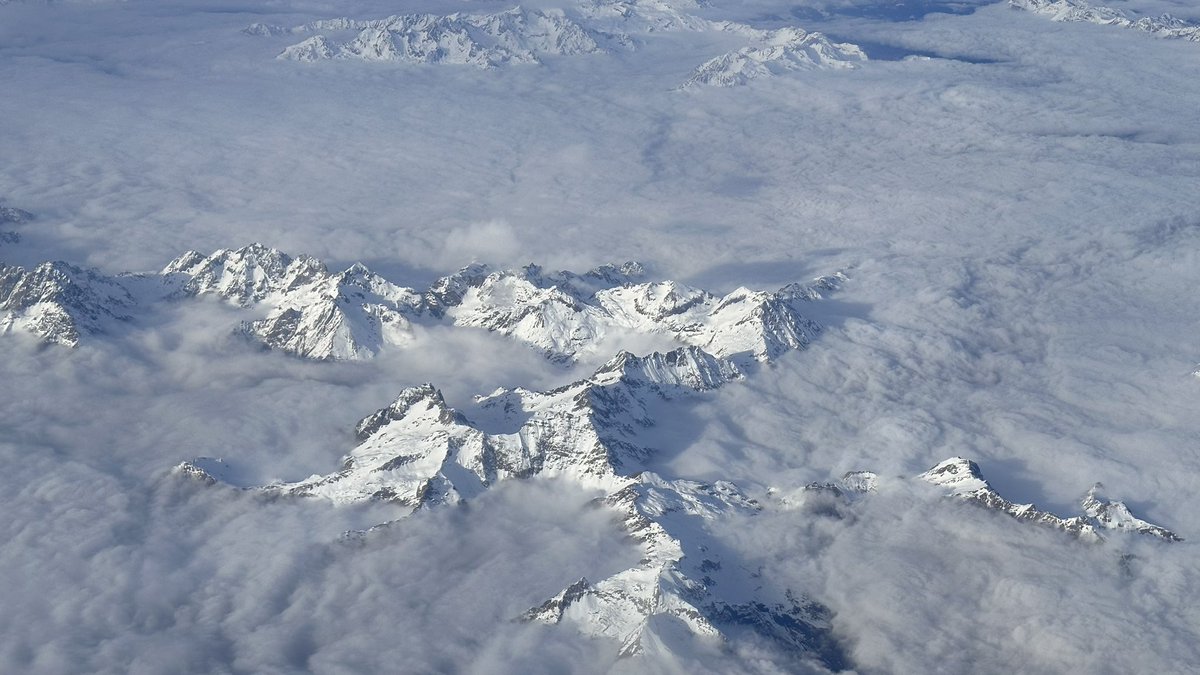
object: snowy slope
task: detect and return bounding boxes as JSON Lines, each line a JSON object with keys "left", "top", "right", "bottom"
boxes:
{"left": 683, "top": 27, "right": 867, "bottom": 88}
{"left": 274, "top": 8, "right": 602, "bottom": 67}
{"left": 191, "top": 345, "right": 744, "bottom": 508}
{"left": 443, "top": 262, "right": 830, "bottom": 363}
{"left": 3, "top": 242, "right": 835, "bottom": 364}
{"left": 1010, "top": 0, "right": 1200, "bottom": 40}
{"left": 0, "top": 261, "right": 140, "bottom": 346}
{"left": 165, "top": 245, "right": 422, "bottom": 360}
{"left": 921, "top": 457, "right": 1179, "bottom": 542}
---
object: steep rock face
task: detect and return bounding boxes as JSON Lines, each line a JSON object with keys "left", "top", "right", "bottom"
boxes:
{"left": 921, "top": 457, "right": 1179, "bottom": 542}
{"left": 683, "top": 27, "right": 867, "bottom": 88}
{"left": 1010, "top": 0, "right": 1200, "bottom": 41}
{"left": 0, "top": 261, "right": 138, "bottom": 346}
{"left": 276, "top": 8, "right": 602, "bottom": 67}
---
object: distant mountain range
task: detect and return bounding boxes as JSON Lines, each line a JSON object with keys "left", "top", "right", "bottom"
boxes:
{"left": 245, "top": 1, "right": 869, "bottom": 86}
{"left": 3, "top": 242, "right": 840, "bottom": 365}
{"left": 1011, "top": 0, "right": 1200, "bottom": 41}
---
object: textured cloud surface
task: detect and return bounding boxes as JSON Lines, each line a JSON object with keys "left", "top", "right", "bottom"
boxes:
{"left": 2, "top": 0, "right": 1199, "bottom": 672}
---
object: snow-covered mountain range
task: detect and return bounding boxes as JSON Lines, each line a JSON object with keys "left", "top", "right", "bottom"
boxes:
{"left": 2, "top": 243, "right": 838, "bottom": 365}
{"left": 273, "top": 8, "right": 602, "bottom": 67}
{"left": 177, "top": 342, "right": 847, "bottom": 665}
{"left": 176, "top": 329, "right": 1179, "bottom": 661}
{"left": 1011, "top": 0, "right": 1200, "bottom": 41}
{"left": 250, "top": 2, "right": 867, "bottom": 85}
{"left": 0, "top": 261, "right": 141, "bottom": 347}
{"left": 682, "top": 27, "right": 866, "bottom": 88}
{"left": 5, "top": 233, "right": 1179, "bottom": 665}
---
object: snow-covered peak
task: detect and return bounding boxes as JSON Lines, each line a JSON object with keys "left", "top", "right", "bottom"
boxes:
{"left": 592, "top": 346, "right": 742, "bottom": 391}
{"left": 434, "top": 261, "right": 821, "bottom": 363}
{"left": 1082, "top": 483, "right": 1181, "bottom": 541}
{"left": 352, "top": 384, "right": 460, "bottom": 440}
{"left": 0, "top": 260, "right": 138, "bottom": 346}
{"left": 278, "top": 36, "right": 335, "bottom": 62}
{"left": 683, "top": 27, "right": 867, "bottom": 88}
{"left": 163, "top": 243, "right": 327, "bottom": 307}
{"left": 921, "top": 456, "right": 989, "bottom": 492}
{"left": 165, "top": 244, "right": 422, "bottom": 360}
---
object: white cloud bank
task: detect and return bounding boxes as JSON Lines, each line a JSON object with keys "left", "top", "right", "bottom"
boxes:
{"left": 2, "top": 0, "right": 1200, "bottom": 672}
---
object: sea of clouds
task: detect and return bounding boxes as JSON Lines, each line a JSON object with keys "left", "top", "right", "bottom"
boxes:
{"left": 2, "top": 0, "right": 1199, "bottom": 672}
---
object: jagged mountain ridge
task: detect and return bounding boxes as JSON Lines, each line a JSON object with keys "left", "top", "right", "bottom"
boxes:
{"left": 164, "top": 244, "right": 423, "bottom": 360}
{"left": 164, "top": 244, "right": 832, "bottom": 363}
{"left": 273, "top": 7, "right": 603, "bottom": 67}
{"left": 253, "top": 2, "right": 867, "bottom": 85}
{"left": 1, "top": 242, "right": 839, "bottom": 366}
{"left": 205, "top": 345, "right": 745, "bottom": 508}
{"left": 682, "top": 27, "right": 867, "bottom": 88}
{"left": 920, "top": 457, "right": 1180, "bottom": 542}
{"left": 0, "top": 261, "right": 142, "bottom": 346}
{"left": 765, "top": 458, "right": 1179, "bottom": 543}
{"left": 1010, "top": 0, "right": 1200, "bottom": 41}
{"left": 177, "top": 342, "right": 847, "bottom": 667}
{"left": 0, "top": 241, "right": 844, "bottom": 365}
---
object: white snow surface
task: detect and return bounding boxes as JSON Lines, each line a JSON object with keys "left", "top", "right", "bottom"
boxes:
{"left": 274, "top": 7, "right": 603, "bottom": 67}
{"left": 5, "top": 242, "right": 832, "bottom": 364}
{"left": 683, "top": 27, "right": 867, "bottom": 87}
{"left": 1011, "top": 0, "right": 1200, "bottom": 40}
